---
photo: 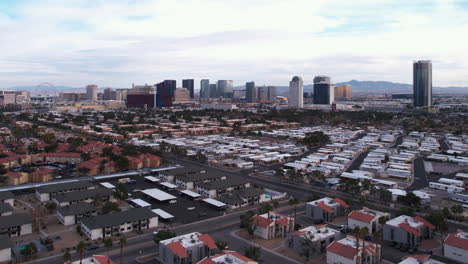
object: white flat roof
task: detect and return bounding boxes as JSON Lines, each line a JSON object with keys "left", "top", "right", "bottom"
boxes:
{"left": 130, "top": 198, "right": 151, "bottom": 207}
{"left": 141, "top": 188, "right": 177, "bottom": 201}
{"left": 160, "top": 182, "right": 178, "bottom": 189}
{"left": 203, "top": 198, "right": 226, "bottom": 207}
{"left": 145, "top": 176, "right": 160, "bottom": 182}
{"left": 180, "top": 189, "right": 201, "bottom": 198}
{"left": 100, "top": 182, "right": 115, "bottom": 189}
{"left": 151, "top": 208, "right": 175, "bottom": 219}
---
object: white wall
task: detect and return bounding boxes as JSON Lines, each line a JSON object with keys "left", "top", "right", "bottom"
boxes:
{"left": 0, "top": 248, "right": 11, "bottom": 263}
{"left": 21, "top": 223, "right": 32, "bottom": 236}
{"left": 444, "top": 244, "right": 468, "bottom": 264}
{"left": 348, "top": 219, "right": 371, "bottom": 233}
{"left": 326, "top": 251, "right": 355, "bottom": 264}
{"left": 254, "top": 226, "right": 269, "bottom": 240}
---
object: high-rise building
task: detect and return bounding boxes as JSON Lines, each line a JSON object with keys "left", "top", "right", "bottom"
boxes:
{"left": 289, "top": 76, "right": 304, "bottom": 109}
{"left": 334, "top": 85, "right": 352, "bottom": 100}
{"left": 313, "top": 76, "right": 334, "bottom": 105}
{"left": 209, "top": 84, "right": 218, "bottom": 98}
{"left": 258, "top": 86, "right": 268, "bottom": 101}
{"left": 86, "top": 85, "right": 98, "bottom": 101}
{"left": 200, "top": 79, "right": 210, "bottom": 99}
{"left": 246, "top": 81, "right": 256, "bottom": 103}
{"left": 103, "top": 88, "right": 117, "bottom": 100}
{"left": 174, "top": 88, "right": 191, "bottom": 103}
{"left": 413, "top": 60, "right": 432, "bottom": 107}
{"left": 217, "top": 80, "right": 234, "bottom": 98}
{"left": 182, "top": 79, "right": 195, "bottom": 99}
{"left": 156, "top": 80, "right": 176, "bottom": 107}
{"left": 267, "top": 86, "right": 277, "bottom": 102}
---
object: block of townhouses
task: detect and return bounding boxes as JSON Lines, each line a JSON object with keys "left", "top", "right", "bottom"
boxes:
{"left": 80, "top": 207, "right": 158, "bottom": 240}
{"left": 383, "top": 215, "right": 435, "bottom": 248}
{"left": 347, "top": 207, "right": 390, "bottom": 234}
{"left": 288, "top": 225, "right": 340, "bottom": 258}
{"left": 57, "top": 202, "right": 98, "bottom": 226}
{"left": 0, "top": 235, "right": 12, "bottom": 263}
{"left": 176, "top": 172, "right": 226, "bottom": 190}
{"left": 0, "top": 213, "right": 32, "bottom": 237}
{"left": 52, "top": 188, "right": 114, "bottom": 206}
{"left": 196, "top": 177, "right": 251, "bottom": 197}
{"left": 159, "top": 232, "right": 217, "bottom": 264}
{"left": 216, "top": 188, "right": 265, "bottom": 209}
{"left": 0, "top": 191, "right": 14, "bottom": 207}
{"left": 326, "top": 235, "right": 381, "bottom": 264}
{"left": 159, "top": 166, "right": 201, "bottom": 183}
{"left": 197, "top": 251, "right": 258, "bottom": 264}
{"left": 0, "top": 203, "right": 13, "bottom": 216}
{"left": 252, "top": 211, "right": 295, "bottom": 240}
{"left": 305, "top": 197, "right": 350, "bottom": 222}
{"left": 35, "top": 180, "right": 95, "bottom": 202}
{"left": 444, "top": 231, "right": 468, "bottom": 263}
{"left": 398, "top": 255, "right": 445, "bottom": 264}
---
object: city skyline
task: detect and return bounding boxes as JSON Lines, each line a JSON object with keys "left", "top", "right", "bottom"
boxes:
{"left": 1, "top": 0, "right": 468, "bottom": 88}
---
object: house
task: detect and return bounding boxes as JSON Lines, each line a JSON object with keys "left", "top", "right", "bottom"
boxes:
{"left": 444, "top": 231, "right": 468, "bottom": 263}
{"left": 252, "top": 211, "right": 295, "bottom": 240}
{"left": 196, "top": 177, "right": 251, "bottom": 197}
{"left": 398, "top": 255, "right": 445, "bottom": 264}
{"left": 80, "top": 207, "right": 158, "bottom": 240}
{"left": 29, "top": 167, "right": 55, "bottom": 183}
{"left": 5, "top": 171, "right": 28, "bottom": 185}
{"left": 306, "top": 197, "right": 350, "bottom": 222}
{"left": 197, "top": 251, "right": 258, "bottom": 264}
{"left": 288, "top": 225, "right": 340, "bottom": 258}
{"left": 57, "top": 203, "right": 98, "bottom": 226}
{"left": 383, "top": 215, "right": 435, "bottom": 248}
{"left": 0, "top": 235, "right": 12, "bottom": 263}
{"left": 347, "top": 208, "right": 390, "bottom": 234}
{"left": 35, "top": 180, "right": 95, "bottom": 201}
{"left": 0, "top": 213, "right": 32, "bottom": 237}
{"left": 216, "top": 188, "right": 264, "bottom": 209}
{"left": 35, "top": 152, "right": 82, "bottom": 164}
{"left": 52, "top": 188, "right": 114, "bottom": 206}
{"left": 71, "top": 255, "right": 116, "bottom": 264}
{"left": 326, "top": 235, "right": 381, "bottom": 264}
{"left": 159, "top": 232, "right": 217, "bottom": 264}
{"left": 0, "top": 191, "right": 14, "bottom": 207}
{"left": 142, "top": 153, "right": 161, "bottom": 168}
{"left": 0, "top": 203, "right": 13, "bottom": 216}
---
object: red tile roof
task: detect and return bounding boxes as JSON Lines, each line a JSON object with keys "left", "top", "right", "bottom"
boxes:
{"left": 399, "top": 223, "right": 421, "bottom": 237}
{"left": 414, "top": 216, "right": 435, "bottom": 229}
{"left": 253, "top": 215, "right": 273, "bottom": 228}
{"left": 198, "top": 234, "right": 216, "bottom": 249}
{"left": 228, "top": 251, "right": 257, "bottom": 262}
{"left": 36, "top": 167, "right": 54, "bottom": 175}
{"left": 402, "top": 255, "right": 431, "bottom": 261}
{"left": 334, "top": 198, "right": 350, "bottom": 208}
{"left": 317, "top": 202, "right": 334, "bottom": 213}
{"left": 276, "top": 217, "right": 289, "bottom": 227}
{"left": 167, "top": 242, "right": 188, "bottom": 258}
{"left": 444, "top": 232, "right": 468, "bottom": 250}
{"left": 198, "top": 257, "right": 217, "bottom": 264}
{"left": 93, "top": 255, "right": 116, "bottom": 264}
{"left": 5, "top": 171, "right": 23, "bottom": 178}
{"left": 39, "top": 152, "right": 81, "bottom": 158}
{"left": 327, "top": 241, "right": 356, "bottom": 259}
{"left": 348, "top": 210, "right": 375, "bottom": 223}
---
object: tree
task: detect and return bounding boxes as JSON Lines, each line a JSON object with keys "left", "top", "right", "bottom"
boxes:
{"left": 352, "top": 227, "right": 362, "bottom": 264}
{"left": 45, "top": 201, "right": 57, "bottom": 213}
{"left": 77, "top": 241, "right": 86, "bottom": 264}
{"left": 81, "top": 153, "right": 91, "bottom": 161}
{"left": 451, "top": 204, "right": 464, "bottom": 222}
{"left": 102, "top": 201, "right": 121, "bottom": 214}
{"left": 63, "top": 248, "right": 71, "bottom": 263}
{"left": 153, "top": 229, "right": 176, "bottom": 243}
{"left": 379, "top": 189, "right": 393, "bottom": 203}
{"left": 115, "top": 183, "right": 129, "bottom": 200}
{"left": 115, "top": 156, "right": 129, "bottom": 171}
{"left": 20, "top": 242, "right": 38, "bottom": 260}
{"left": 40, "top": 133, "right": 56, "bottom": 144}
{"left": 103, "top": 238, "right": 113, "bottom": 261}
{"left": 240, "top": 210, "right": 256, "bottom": 235}
{"left": 244, "top": 246, "right": 262, "bottom": 262}
{"left": 78, "top": 167, "right": 91, "bottom": 176}
{"left": 257, "top": 203, "right": 273, "bottom": 215}
{"left": 288, "top": 198, "right": 299, "bottom": 220}
{"left": 215, "top": 240, "right": 229, "bottom": 250}
{"left": 119, "top": 237, "right": 127, "bottom": 264}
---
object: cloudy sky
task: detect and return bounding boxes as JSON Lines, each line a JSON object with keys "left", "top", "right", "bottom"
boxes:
{"left": 1, "top": 0, "right": 468, "bottom": 89}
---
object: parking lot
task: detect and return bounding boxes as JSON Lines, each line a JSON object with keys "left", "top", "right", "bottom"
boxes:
{"left": 102, "top": 175, "right": 224, "bottom": 225}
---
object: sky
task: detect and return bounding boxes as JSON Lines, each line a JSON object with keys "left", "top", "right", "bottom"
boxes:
{"left": 1, "top": 0, "right": 468, "bottom": 89}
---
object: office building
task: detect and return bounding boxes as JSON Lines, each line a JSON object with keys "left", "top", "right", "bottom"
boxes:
{"left": 174, "top": 88, "right": 191, "bottom": 103}
{"left": 246, "top": 81, "right": 256, "bottom": 103}
{"left": 86, "top": 85, "right": 98, "bottom": 101}
{"left": 268, "top": 86, "right": 277, "bottom": 102}
{"left": 209, "top": 84, "right": 218, "bottom": 98}
{"left": 257, "top": 86, "right": 268, "bottom": 101}
{"left": 200, "top": 79, "right": 210, "bottom": 99}
{"left": 313, "top": 76, "right": 334, "bottom": 105}
{"left": 289, "top": 76, "right": 304, "bottom": 109}
{"left": 334, "top": 84, "right": 352, "bottom": 100}
{"left": 217, "top": 80, "right": 234, "bottom": 98}
{"left": 233, "top": 89, "right": 246, "bottom": 99}
{"left": 182, "top": 79, "right": 195, "bottom": 99}
{"left": 156, "top": 80, "right": 176, "bottom": 107}
{"left": 103, "top": 88, "right": 117, "bottom": 100}
{"left": 413, "top": 60, "right": 432, "bottom": 107}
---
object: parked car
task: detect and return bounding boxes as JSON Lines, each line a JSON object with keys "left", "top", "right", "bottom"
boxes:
{"left": 399, "top": 244, "right": 409, "bottom": 252}
{"left": 87, "top": 244, "right": 99, "bottom": 251}
{"left": 407, "top": 247, "right": 417, "bottom": 254}
{"left": 169, "top": 200, "right": 177, "bottom": 204}
{"left": 338, "top": 225, "right": 349, "bottom": 233}
{"left": 187, "top": 207, "right": 196, "bottom": 210}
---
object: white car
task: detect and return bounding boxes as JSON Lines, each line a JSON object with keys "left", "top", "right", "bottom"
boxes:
{"left": 169, "top": 200, "right": 177, "bottom": 204}
{"left": 187, "top": 207, "right": 196, "bottom": 210}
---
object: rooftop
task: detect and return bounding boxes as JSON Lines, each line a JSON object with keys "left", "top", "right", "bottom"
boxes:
{"left": 444, "top": 231, "right": 468, "bottom": 250}
{"left": 53, "top": 188, "right": 113, "bottom": 203}
{"left": 81, "top": 207, "right": 157, "bottom": 229}
{"left": 199, "top": 251, "right": 257, "bottom": 264}
{"left": 57, "top": 202, "right": 97, "bottom": 216}
{"left": 0, "top": 213, "right": 32, "bottom": 229}
{"left": 0, "top": 191, "right": 14, "bottom": 201}
{"left": 36, "top": 180, "right": 94, "bottom": 194}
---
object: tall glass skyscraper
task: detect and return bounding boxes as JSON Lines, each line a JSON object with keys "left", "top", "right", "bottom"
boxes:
{"left": 289, "top": 76, "right": 304, "bottom": 109}
{"left": 217, "top": 80, "right": 234, "bottom": 98}
{"left": 200, "top": 79, "right": 210, "bottom": 98}
{"left": 246, "top": 81, "right": 256, "bottom": 103}
{"left": 182, "top": 79, "right": 194, "bottom": 99}
{"left": 413, "top": 60, "right": 432, "bottom": 107}
{"left": 313, "top": 76, "right": 334, "bottom": 105}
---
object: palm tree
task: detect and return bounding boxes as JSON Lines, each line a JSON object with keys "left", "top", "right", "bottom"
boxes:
{"left": 63, "top": 248, "right": 71, "bottom": 263}
{"left": 373, "top": 230, "right": 383, "bottom": 262}
{"left": 360, "top": 227, "right": 369, "bottom": 252}
{"left": 77, "top": 241, "right": 86, "bottom": 264}
{"left": 103, "top": 238, "right": 113, "bottom": 264}
{"left": 119, "top": 237, "right": 127, "bottom": 264}
{"left": 244, "top": 246, "right": 261, "bottom": 262}
{"left": 352, "top": 227, "right": 361, "bottom": 264}
{"left": 288, "top": 197, "right": 299, "bottom": 220}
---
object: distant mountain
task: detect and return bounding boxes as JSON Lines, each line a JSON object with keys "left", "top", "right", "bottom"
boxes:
{"left": 237, "top": 80, "right": 467, "bottom": 95}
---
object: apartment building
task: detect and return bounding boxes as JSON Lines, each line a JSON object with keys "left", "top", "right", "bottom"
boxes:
{"left": 52, "top": 188, "right": 114, "bottom": 206}
{"left": 288, "top": 225, "right": 339, "bottom": 258}
{"left": 196, "top": 177, "right": 251, "bottom": 197}
{"left": 57, "top": 203, "right": 98, "bottom": 226}
{"left": 327, "top": 235, "right": 381, "bottom": 264}
{"left": 0, "top": 213, "right": 32, "bottom": 237}
{"left": 252, "top": 211, "right": 295, "bottom": 240}
{"left": 35, "top": 181, "right": 96, "bottom": 202}
{"left": 197, "top": 251, "right": 258, "bottom": 264}
{"left": 159, "top": 232, "right": 217, "bottom": 264}
{"left": 0, "top": 235, "right": 12, "bottom": 263}
{"left": 306, "top": 197, "right": 349, "bottom": 222}
{"left": 444, "top": 231, "right": 468, "bottom": 263}
{"left": 383, "top": 215, "right": 435, "bottom": 248}
{"left": 347, "top": 208, "right": 390, "bottom": 234}
{"left": 0, "top": 191, "right": 14, "bottom": 207}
